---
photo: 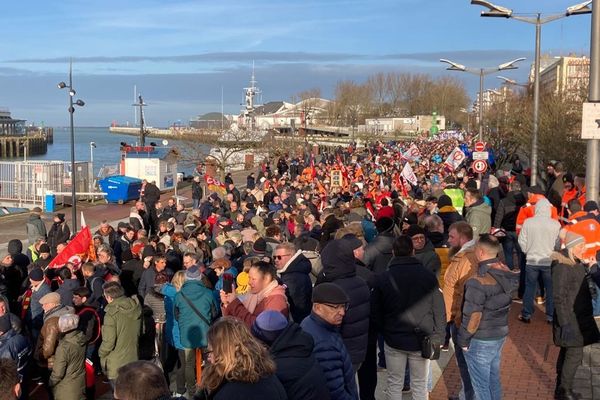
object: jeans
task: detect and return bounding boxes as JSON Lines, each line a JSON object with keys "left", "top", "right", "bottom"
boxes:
{"left": 464, "top": 337, "right": 506, "bottom": 400}
{"left": 450, "top": 323, "right": 475, "bottom": 400}
{"left": 502, "top": 231, "right": 522, "bottom": 270}
{"left": 522, "top": 265, "right": 553, "bottom": 320}
{"left": 384, "top": 343, "right": 429, "bottom": 400}
{"left": 592, "top": 284, "right": 600, "bottom": 317}
{"left": 192, "top": 198, "right": 200, "bottom": 210}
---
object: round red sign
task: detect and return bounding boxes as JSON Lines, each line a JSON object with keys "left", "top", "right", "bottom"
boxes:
{"left": 475, "top": 141, "right": 485, "bottom": 152}
{"left": 472, "top": 160, "right": 488, "bottom": 173}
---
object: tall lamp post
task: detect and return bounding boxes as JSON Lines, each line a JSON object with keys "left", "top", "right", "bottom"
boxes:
{"left": 58, "top": 61, "right": 85, "bottom": 232}
{"left": 440, "top": 57, "right": 525, "bottom": 142}
{"left": 471, "top": 0, "right": 592, "bottom": 186}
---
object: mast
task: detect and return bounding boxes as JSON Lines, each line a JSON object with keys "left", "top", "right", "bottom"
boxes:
{"left": 132, "top": 94, "right": 147, "bottom": 146}
{"left": 242, "top": 61, "right": 261, "bottom": 131}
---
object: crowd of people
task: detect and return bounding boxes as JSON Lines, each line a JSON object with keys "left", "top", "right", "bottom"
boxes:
{"left": 0, "top": 135, "right": 598, "bottom": 400}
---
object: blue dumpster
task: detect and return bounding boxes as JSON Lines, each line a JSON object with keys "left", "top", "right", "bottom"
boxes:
{"left": 45, "top": 192, "right": 56, "bottom": 213}
{"left": 98, "top": 175, "right": 143, "bottom": 204}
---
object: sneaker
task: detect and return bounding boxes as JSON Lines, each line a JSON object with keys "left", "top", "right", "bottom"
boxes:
{"left": 441, "top": 343, "right": 450, "bottom": 352}
{"left": 536, "top": 296, "right": 545, "bottom": 305}
{"left": 402, "top": 385, "right": 411, "bottom": 393}
{"left": 513, "top": 298, "right": 523, "bottom": 304}
{"left": 518, "top": 314, "right": 531, "bottom": 324}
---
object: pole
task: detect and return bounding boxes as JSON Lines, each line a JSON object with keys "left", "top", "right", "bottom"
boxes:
{"left": 531, "top": 15, "right": 542, "bottom": 187}
{"left": 69, "top": 65, "right": 77, "bottom": 232}
{"left": 587, "top": 0, "right": 600, "bottom": 202}
{"left": 479, "top": 69, "right": 484, "bottom": 141}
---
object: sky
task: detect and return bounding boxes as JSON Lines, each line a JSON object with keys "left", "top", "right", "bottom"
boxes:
{"left": 0, "top": 0, "right": 593, "bottom": 126}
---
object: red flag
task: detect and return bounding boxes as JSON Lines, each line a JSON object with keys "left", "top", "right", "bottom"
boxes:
{"left": 310, "top": 156, "right": 317, "bottom": 179}
{"left": 204, "top": 174, "right": 227, "bottom": 196}
{"left": 48, "top": 225, "right": 95, "bottom": 268}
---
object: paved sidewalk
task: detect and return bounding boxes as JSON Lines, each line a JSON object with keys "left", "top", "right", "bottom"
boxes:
{"left": 431, "top": 303, "right": 600, "bottom": 400}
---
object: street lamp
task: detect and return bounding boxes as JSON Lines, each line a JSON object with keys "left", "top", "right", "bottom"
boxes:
{"left": 90, "top": 141, "right": 96, "bottom": 164}
{"left": 440, "top": 57, "right": 524, "bottom": 142}
{"left": 58, "top": 60, "right": 85, "bottom": 232}
{"left": 471, "top": 0, "right": 592, "bottom": 187}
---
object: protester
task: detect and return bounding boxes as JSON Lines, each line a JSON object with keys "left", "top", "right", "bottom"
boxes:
{"left": 49, "top": 314, "right": 86, "bottom": 400}
{"left": 114, "top": 361, "right": 171, "bottom": 400}
{"left": 273, "top": 242, "right": 313, "bottom": 323}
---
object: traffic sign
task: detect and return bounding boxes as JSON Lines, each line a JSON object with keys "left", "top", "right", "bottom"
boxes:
{"left": 472, "top": 151, "right": 489, "bottom": 160}
{"left": 581, "top": 102, "right": 600, "bottom": 139}
{"left": 475, "top": 141, "right": 485, "bottom": 152}
{"left": 472, "top": 160, "right": 488, "bottom": 173}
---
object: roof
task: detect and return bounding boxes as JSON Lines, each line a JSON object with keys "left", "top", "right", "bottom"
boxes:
{"left": 255, "top": 101, "right": 285, "bottom": 115}
{"left": 195, "top": 112, "right": 226, "bottom": 121}
{"left": 125, "top": 147, "right": 178, "bottom": 160}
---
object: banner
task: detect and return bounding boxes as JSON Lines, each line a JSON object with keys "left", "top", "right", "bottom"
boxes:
{"left": 204, "top": 174, "right": 227, "bottom": 196}
{"left": 444, "top": 147, "right": 466, "bottom": 171}
{"left": 48, "top": 225, "right": 95, "bottom": 269}
{"left": 401, "top": 162, "right": 418, "bottom": 186}
{"left": 402, "top": 144, "right": 421, "bottom": 162}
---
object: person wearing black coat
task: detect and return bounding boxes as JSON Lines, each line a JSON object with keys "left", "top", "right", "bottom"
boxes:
{"left": 274, "top": 244, "right": 313, "bottom": 323}
{"left": 363, "top": 217, "right": 395, "bottom": 274}
{"left": 551, "top": 238, "right": 600, "bottom": 400}
{"left": 47, "top": 213, "right": 70, "bottom": 257}
{"left": 55, "top": 268, "right": 80, "bottom": 307}
{"left": 319, "top": 212, "right": 343, "bottom": 250}
{"left": 246, "top": 173, "right": 256, "bottom": 190}
{"left": 436, "top": 195, "right": 463, "bottom": 237}
{"left": 252, "top": 310, "right": 330, "bottom": 400}
{"left": 371, "top": 236, "right": 445, "bottom": 400}
{"left": 493, "top": 181, "right": 526, "bottom": 271}
{"left": 316, "top": 239, "right": 370, "bottom": 371}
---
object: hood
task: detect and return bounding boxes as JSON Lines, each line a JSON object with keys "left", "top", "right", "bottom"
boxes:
{"left": 479, "top": 259, "right": 518, "bottom": 294}
{"left": 44, "top": 305, "right": 74, "bottom": 322}
{"left": 0, "top": 328, "right": 17, "bottom": 344}
{"left": 534, "top": 198, "right": 552, "bottom": 218}
{"left": 279, "top": 252, "right": 311, "bottom": 275}
{"left": 469, "top": 201, "right": 492, "bottom": 216}
{"left": 62, "top": 329, "right": 88, "bottom": 346}
{"left": 7, "top": 240, "right": 22, "bottom": 255}
{"left": 320, "top": 239, "right": 357, "bottom": 280}
{"left": 106, "top": 296, "right": 141, "bottom": 317}
{"left": 270, "top": 322, "right": 314, "bottom": 358}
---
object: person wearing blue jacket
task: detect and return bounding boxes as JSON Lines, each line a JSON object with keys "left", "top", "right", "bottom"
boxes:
{"left": 174, "top": 266, "right": 217, "bottom": 396}
{"left": 161, "top": 271, "right": 186, "bottom": 396}
{"left": 301, "top": 283, "right": 358, "bottom": 400}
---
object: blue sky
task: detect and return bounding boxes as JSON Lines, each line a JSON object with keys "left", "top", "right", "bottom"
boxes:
{"left": 0, "top": 0, "right": 592, "bottom": 126}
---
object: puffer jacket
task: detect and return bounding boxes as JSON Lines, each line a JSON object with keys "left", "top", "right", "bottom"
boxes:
{"left": 465, "top": 200, "right": 492, "bottom": 236}
{"left": 317, "top": 239, "right": 370, "bottom": 366}
{"left": 552, "top": 252, "right": 600, "bottom": 347}
{"left": 49, "top": 330, "right": 87, "bottom": 400}
{"left": 300, "top": 313, "right": 358, "bottom": 400}
{"left": 175, "top": 280, "right": 217, "bottom": 349}
{"left": 457, "top": 259, "right": 519, "bottom": 348}
{"left": 35, "top": 305, "right": 74, "bottom": 369}
{"left": 278, "top": 251, "right": 313, "bottom": 323}
{"left": 0, "top": 328, "right": 30, "bottom": 380}
{"left": 414, "top": 240, "right": 442, "bottom": 277}
{"left": 437, "top": 205, "right": 463, "bottom": 235}
{"left": 363, "top": 232, "right": 394, "bottom": 274}
{"left": 99, "top": 296, "right": 142, "bottom": 379}
{"left": 269, "top": 322, "right": 331, "bottom": 400}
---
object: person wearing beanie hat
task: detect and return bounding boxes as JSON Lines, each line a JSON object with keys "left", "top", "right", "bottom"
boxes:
{"left": 22, "top": 266, "right": 52, "bottom": 342}
{"left": 250, "top": 310, "right": 331, "bottom": 400}
{"left": 300, "top": 282, "right": 358, "bottom": 400}
{"left": 316, "top": 240, "right": 370, "bottom": 372}
{"left": 173, "top": 266, "right": 218, "bottom": 395}
{"left": 436, "top": 194, "right": 464, "bottom": 236}
{"left": 407, "top": 224, "right": 442, "bottom": 277}
{"left": 252, "top": 237, "right": 268, "bottom": 255}
{"left": 364, "top": 217, "right": 396, "bottom": 275}
{"left": 552, "top": 229, "right": 600, "bottom": 399}
{"left": 47, "top": 213, "right": 70, "bottom": 258}
{"left": 518, "top": 198, "right": 561, "bottom": 324}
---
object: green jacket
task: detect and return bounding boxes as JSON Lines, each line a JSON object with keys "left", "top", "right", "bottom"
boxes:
{"left": 49, "top": 330, "right": 87, "bottom": 400}
{"left": 466, "top": 202, "right": 492, "bottom": 237}
{"left": 99, "top": 296, "right": 142, "bottom": 379}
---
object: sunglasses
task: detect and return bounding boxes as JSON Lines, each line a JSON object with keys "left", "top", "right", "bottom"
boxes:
{"left": 274, "top": 254, "right": 292, "bottom": 260}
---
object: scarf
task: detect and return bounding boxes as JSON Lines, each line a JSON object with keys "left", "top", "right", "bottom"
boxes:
{"left": 242, "top": 279, "right": 279, "bottom": 314}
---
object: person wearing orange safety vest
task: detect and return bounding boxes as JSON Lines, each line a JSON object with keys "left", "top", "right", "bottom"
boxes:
{"left": 516, "top": 187, "right": 559, "bottom": 235}
{"left": 561, "top": 205, "right": 600, "bottom": 261}
{"left": 560, "top": 174, "right": 577, "bottom": 224}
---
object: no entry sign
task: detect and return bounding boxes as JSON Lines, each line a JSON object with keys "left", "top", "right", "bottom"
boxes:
{"left": 475, "top": 141, "right": 485, "bottom": 152}
{"left": 472, "top": 159, "right": 488, "bottom": 173}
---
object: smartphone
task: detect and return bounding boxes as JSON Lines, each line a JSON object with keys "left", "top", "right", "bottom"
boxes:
{"left": 222, "top": 273, "right": 234, "bottom": 293}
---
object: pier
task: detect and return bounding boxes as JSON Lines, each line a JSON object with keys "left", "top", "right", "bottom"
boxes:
{"left": 0, "top": 131, "right": 51, "bottom": 158}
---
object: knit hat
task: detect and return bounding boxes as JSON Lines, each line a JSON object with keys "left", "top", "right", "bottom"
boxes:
{"left": 0, "top": 316, "right": 11, "bottom": 333}
{"left": 312, "top": 282, "right": 349, "bottom": 304}
{"left": 39, "top": 243, "right": 51, "bottom": 254}
{"left": 564, "top": 231, "right": 585, "bottom": 250}
{"left": 185, "top": 265, "right": 202, "bottom": 281}
{"left": 39, "top": 292, "right": 61, "bottom": 305}
{"left": 253, "top": 238, "right": 267, "bottom": 254}
{"left": 406, "top": 224, "right": 426, "bottom": 238}
{"left": 340, "top": 234, "right": 362, "bottom": 250}
{"left": 55, "top": 213, "right": 65, "bottom": 222}
{"left": 29, "top": 268, "right": 44, "bottom": 281}
{"left": 251, "top": 310, "right": 288, "bottom": 345}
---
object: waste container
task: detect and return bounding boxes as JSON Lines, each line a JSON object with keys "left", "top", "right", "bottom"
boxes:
{"left": 98, "top": 175, "right": 143, "bottom": 204}
{"left": 45, "top": 192, "right": 56, "bottom": 213}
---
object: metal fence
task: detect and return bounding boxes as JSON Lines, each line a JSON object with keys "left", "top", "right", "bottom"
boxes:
{"left": 0, "top": 161, "right": 92, "bottom": 208}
